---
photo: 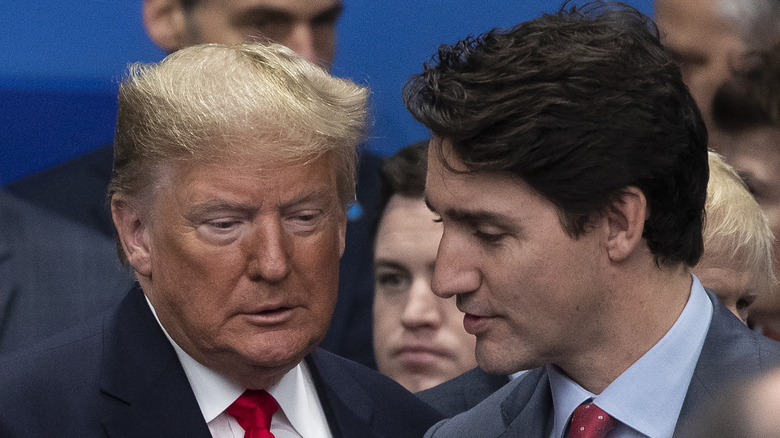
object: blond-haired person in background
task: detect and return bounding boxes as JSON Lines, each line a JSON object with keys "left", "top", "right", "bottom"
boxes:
{"left": 694, "top": 152, "right": 777, "bottom": 323}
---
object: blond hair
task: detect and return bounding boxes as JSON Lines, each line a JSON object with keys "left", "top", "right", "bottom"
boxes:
{"left": 701, "top": 152, "right": 777, "bottom": 294}
{"left": 109, "top": 42, "right": 369, "bottom": 211}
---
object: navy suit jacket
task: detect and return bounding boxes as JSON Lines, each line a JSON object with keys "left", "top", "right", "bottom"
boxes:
{"left": 0, "top": 285, "right": 442, "bottom": 437}
{"left": 425, "top": 290, "right": 780, "bottom": 437}
{"left": 0, "top": 190, "right": 134, "bottom": 354}
{"left": 7, "top": 145, "right": 381, "bottom": 368}
{"left": 417, "top": 367, "right": 510, "bottom": 418}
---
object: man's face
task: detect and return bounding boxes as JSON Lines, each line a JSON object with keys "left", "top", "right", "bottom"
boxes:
{"left": 138, "top": 151, "right": 345, "bottom": 388}
{"left": 693, "top": 263, "right": 756, "bottom": 323}
{"left": 182, "top": 0, "right": 341, "bottom": 69}
{"left": 723, "top": 126, "right": 780, "bottom": 315}
{"left": 372, "top": 195, "right": 477, "bottom": 392}
{"left": 655, "top": 0, "right": 743, "bottom": 132}
{"left": 424, "top": 140, "right": 610, "bottom": 375}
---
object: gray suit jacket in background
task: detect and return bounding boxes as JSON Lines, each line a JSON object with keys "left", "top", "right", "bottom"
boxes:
{"left": 0, "top": 190, "right": 134, "bottom": 354}
{"left": 425, "top": 290, "right": 780, "bottom": 437}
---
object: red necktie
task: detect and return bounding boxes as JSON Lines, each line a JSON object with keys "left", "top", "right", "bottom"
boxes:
{"left": 226, "top": 390, "right": 280, "bottom": 438}
{"left": 568, "top": 402, "right": 616, "bottom": 438}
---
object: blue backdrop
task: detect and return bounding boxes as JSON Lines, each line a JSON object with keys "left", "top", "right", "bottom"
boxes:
{"left": 0, "top": 0, "right": 652, "bottom": 185}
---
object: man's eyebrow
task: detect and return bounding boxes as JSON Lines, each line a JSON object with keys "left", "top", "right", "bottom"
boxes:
{"left": 279, "top": 187, "right": 336, "bottom": 210}
{"left": 239, "top": 4, "right": 344, "bottom": 22}
{"left": 187, "top": 200, "right": 253, "bottom": 217}
{"left": 445, "top": 209, "right": 513, "bottom": 226}
{"left": 373, "top": 259, "right": 408, "bottom": 271}
{"left": 312, "top": 4, "right": 344, "bottom": 21}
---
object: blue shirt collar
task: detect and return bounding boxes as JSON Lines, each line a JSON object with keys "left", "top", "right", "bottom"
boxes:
{"left": 548, "top": 275, "right": 713, "bottom": 437}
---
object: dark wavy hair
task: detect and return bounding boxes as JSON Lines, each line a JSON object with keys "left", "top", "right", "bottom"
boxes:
{"left": 402, "top": 1, "right": 708, "bottom": 267}
{"left": 372, "top": 141, "right": 429, "bottom": 238}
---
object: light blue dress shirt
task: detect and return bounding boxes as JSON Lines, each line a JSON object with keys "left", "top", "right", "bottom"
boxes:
{"left": 548, "top": 275, "right": 713, "bottom": 438}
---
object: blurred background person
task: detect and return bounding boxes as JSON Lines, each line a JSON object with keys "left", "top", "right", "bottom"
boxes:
{"left": 718, "top": 0, "right": 780, "bottom": 53}
{"left": 712, "top": 41, "right": 780, "bottom": 338}
{"left": 141, "top": 0, "right": 341, "bottom": 69}
{"left": 372, "top": 141, "right": 477, "bottom": 392}
{"left": 693, "top": 152, "right": 776, "bottom": 324}
{"left": 654, "top": 0, "right": 744, "bottom": 138}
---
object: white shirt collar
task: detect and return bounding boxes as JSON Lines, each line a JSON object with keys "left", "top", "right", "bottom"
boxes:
{"left": 548, "top": 275, "right": 713, "bottom": 438}
{"left": 145, "top": 296, "right": 332, "bottom": 438}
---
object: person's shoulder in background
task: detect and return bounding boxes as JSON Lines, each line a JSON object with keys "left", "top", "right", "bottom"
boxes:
{"left": 0, "top": 189, "right": 134, "bottom": 354}
{"left": 5, "top": 144, "right": 115, "bottom": 237}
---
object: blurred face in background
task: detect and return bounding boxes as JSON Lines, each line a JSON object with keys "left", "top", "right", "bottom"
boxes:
{"left": 693, "top": 261, "right": 757, "bottom": 323}
{"left": 145, "top": 0, "right": 342, "bottom": 69}
{"left": 723, "top": 127, "right": 780, "bottom": 319}
{"left": 373, "top": 195, "right": 477, "bottom": 392}
{"left": 655, "top": 0, "right": 743, "bottom": 138}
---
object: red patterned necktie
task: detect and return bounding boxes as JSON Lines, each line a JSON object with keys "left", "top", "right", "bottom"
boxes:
{"left": 226, "top": 389, "right": 280, "bottom": 438}
{"left": 568, "top": 402, "right": 616, "bottom": 438}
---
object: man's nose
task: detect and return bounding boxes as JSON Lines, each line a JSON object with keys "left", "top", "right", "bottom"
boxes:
{"left": 431, "top": 232, "right": 481, "bottom": 298}
{"left": 244, "top": 221, "right": 291, "bottom": 283}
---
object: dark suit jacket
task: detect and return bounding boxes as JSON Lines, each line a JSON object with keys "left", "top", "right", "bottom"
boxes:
{"left": 417, "top": 367, "right": 510, "bottom": 418}
{"left": 7, "top": 145, "right": 382, "bottom": 368}
{"left": 0, "top": 190, "right": 134, "bottom": 354}
{"left": 0, "top": 285, "right": 442, "bottom": 437}
{"left": 425, "top": 290, "right": 780, "bottom": 437}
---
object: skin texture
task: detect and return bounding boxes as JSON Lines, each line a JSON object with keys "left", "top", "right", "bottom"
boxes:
{"left": 693, "top": 263, "right": 756, "bottom": 322}
{"left": 112, "top": 152, "right": 346, "bottom": 389}
{"left": 722, "top": 126, "right": 780, "bottom": 330}
{"left": 373, "top": 195, "right": 477, "bottom": 392}
{"left": 424, "top": 138, "right": 692, "bottom": 393}
{"left": 655, "top": 0, "right": 743, "bottom": 139}
{"left": 144, "top": 0, "right": 342, "bottom": 68}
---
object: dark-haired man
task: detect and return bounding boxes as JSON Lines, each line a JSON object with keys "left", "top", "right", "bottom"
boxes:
{"left": 403, "top": 2, "right": 780, "bottom": 436}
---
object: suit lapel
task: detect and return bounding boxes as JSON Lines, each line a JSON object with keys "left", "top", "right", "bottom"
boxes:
{"left": 98, "top": 286, "right": 212, "bottom": 438}
{"left": 500, "top": 368, "right": 553, "bottom": 438}
{"left": 306, "top": 349, "right": 377, "bottom": 438}
{"left": 465, "top": 368, "right": 511, "bottom": 409}
{"left": 674, "top": 290, "right": 770, "bottom": 436}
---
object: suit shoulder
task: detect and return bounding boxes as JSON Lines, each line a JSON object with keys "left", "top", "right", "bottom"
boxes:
{"left": 424, "top": 372, "right": 533, "bottom": 438}
{"left": 7, "top": 145, "right": 113, "bottom": 196}
{"left": 308, "top": 349, "right": 444, "bottom": 436}
{"left": 417, "top": 367, "right": 509, "bottom": 417}
{"left": 0, "top": 317, "right": 105, "bottom": 413}
{"left": 6, "top": 145, "right": 115, "bottom": 234}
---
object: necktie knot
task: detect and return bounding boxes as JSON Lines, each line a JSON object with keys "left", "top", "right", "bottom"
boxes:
{"left": 568, "top": 402, "right": 616, "bottom": 438}
{"left": 226, "top": 389, "right": 279, "bottom": 438}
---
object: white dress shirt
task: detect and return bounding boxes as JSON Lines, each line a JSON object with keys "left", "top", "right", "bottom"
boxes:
{"left": 146, "top": 297, "right": 333, "bottom": 438}
{"left": 548, "top": 274, "right": 713, "bottom": 438}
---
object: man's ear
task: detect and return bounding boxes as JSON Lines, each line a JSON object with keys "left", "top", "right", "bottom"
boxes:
{"left": 338, "top": 210, "right": 347, "bottom": 258}
{"left": 605, "top": 186, "right": 647, "bottom": 262}
{"left": 143, "top": 0, "right": 188, "bottom": 53}
{"left": 111, "top": 195, "right": 153, "bottom": 277}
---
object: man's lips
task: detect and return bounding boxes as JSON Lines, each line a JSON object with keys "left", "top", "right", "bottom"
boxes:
{"left": 242, "top": 306, "right": 297, "bottom": 325}
{"left": 463, "top": 313, "right": 495, "bottom": 335}
{"left": 393, "top": 344, "right": 450, "bottom": 367}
